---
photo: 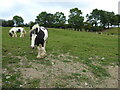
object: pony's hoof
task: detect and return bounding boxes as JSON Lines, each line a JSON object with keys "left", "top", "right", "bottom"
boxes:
{"left": 37, "top": 56, "right": 41, "bottom": 58}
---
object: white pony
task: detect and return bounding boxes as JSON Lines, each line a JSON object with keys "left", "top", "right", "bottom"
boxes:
{"left": 9, "top": 27, "right": 26, "bottom": 37}
{"left": 30, "top": 24, "right": 48, "bottom": 58}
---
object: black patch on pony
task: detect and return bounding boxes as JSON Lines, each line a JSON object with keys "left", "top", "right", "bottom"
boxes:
{"left": 9, "top": 31, "right": 14, "bottom": 37}
{"left": 12, "top": 31, "right": 14, "bottom": 33}
{"left": 9, "top": 33, "right": 12, "bottom": 37}
{"left": 17, "top": 29, "right": 21, "bottom": 32}
{"left": 30, "top": 26, "right": 32, "bottom": 29}
{"left": 30, "top": 27, "right": 45, "bottom": 47}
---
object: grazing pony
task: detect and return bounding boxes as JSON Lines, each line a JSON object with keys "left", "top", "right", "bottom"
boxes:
{"left": 9, "top": 27, "right": 26, "bottom": 37}
{"left": 30, "top": 24, "right": 48, "bottom": 58}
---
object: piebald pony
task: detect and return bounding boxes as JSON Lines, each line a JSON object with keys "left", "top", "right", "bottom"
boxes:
{"left": 9, "top": 27, "right": 26, "bottom": 37}
{"left": 30, "top": 24, "right": 48, "bottom": 58}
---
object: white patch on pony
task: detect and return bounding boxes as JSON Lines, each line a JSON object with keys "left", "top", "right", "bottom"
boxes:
{"left": 31, "top": 23, "right": 40, "bottom": 32}
{"left": 31, "top": 34, "right": 37, "bottom": 48}
{"left": 40, "top": 26, "right": 48, "bottom": 41}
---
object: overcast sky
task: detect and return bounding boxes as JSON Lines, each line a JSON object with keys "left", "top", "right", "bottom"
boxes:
{"left": 0, "top": 0, "right": 119, "bottom": 23}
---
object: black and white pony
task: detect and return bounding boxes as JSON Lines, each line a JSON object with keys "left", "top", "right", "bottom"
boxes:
{"left": 30, "top": 24, "right": 48, "bottom": 58}
{"left": 9, "top": 27, "right": 26, "bottom": 37}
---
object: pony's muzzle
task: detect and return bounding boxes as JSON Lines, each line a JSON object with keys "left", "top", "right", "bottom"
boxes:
{"left": 30, "top": 46, "right": 35, "bottom": 49}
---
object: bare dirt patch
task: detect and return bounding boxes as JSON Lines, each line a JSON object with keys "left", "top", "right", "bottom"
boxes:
{"left": 3, "top": 53, "right": 118, "bottom": 88}
{"left": 21, "top": 53, "right": 96, "bottom": 88}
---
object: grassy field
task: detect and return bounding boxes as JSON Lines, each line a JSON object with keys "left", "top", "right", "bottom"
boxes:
{"left": 2, "top": 27, "right": 119, "bottom": 88}
{"left": 102, "top": 28, "right": 118, "bottom": 35}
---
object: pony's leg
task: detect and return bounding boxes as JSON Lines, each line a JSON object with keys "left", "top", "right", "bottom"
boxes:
{"left": 43, "top": 41, "right": 47, "bottom": 54}
{"left": 37, "top": 42, "right": 47, "bottom": 58}
{"left": 37, "top": 45, "right": 42, "bottom": 58}
{"left": 20, "top": 33, "right": 22, "bottom": 37}
{"left": 15, "top": 33, "right": 17, "bottom": 37}
{"left": 21, "top": 31, "right": 26, "bottom": 37}
{"left": 40, "top": 47, "right": 45, "bottom": 56}
{"left": 40, "top": 41, "right": 47, "bottom": 56}
{"left": 12, "top": 34, "right": 14, "bottom": 37}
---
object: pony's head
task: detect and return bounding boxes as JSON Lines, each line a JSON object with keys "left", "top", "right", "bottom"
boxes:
{"left": 30, "top": 24, "right": 40, "bottom": 49}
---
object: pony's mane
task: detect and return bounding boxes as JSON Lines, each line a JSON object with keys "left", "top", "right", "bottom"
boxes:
{"left": 32, "top": 24, "right": 39, "bottom": 30}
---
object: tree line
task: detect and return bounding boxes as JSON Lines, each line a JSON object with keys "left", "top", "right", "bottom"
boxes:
{"left": 1, "top": 8, "right": 120, "bottom": 32}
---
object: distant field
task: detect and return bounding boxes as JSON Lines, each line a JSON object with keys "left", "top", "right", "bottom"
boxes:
{"left": 2, "top": 27, "right": 118, "bottom": 88}
{"left": 102, "top": 28, "right": 119, "bottom": 35}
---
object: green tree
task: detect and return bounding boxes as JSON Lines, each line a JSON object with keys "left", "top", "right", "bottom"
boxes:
{"left": 116, "top": 14, "right": 120, "bottom": 27}
{"left": 68, "top": 8, "right": 84, "bottom": 31}
{"left": 87, "top": 9, "right": 117, "bottom": 29}
{"left": 35, "top": 12, "right": 55, "bottom": 27}
{"left": 54, "top": 12, "right": 66, "bottom": 24}
{"left": 13, "top": 15, "right": 24, "bottom": 26}
{"left": 86, "top": 9, "right": 101, "bottom": 27}
{"left": 35, "top": 11, "right": 47, "bottom": 25}
{"left": 83, "top": 22, "right": 92, "bottom": 32}
{"left": 7, "top": 20, "right": 14, "bottom": 27}
{"left": 99, "top": 10, "right": 107, "bottom": 28}
{"left": 54, "top": 12, "right": 66, "bottom": 28}
{"left": 110, "top": 14, "right": 117, "bottom": 26}
{"left": 100, "top": 11, "right": 116, "bottom": 28}
{"left": 45, "top": 13, "right": 55, "bottom": 27}
{"left": 0, "top": 19, "right": 7, "bottom": 27}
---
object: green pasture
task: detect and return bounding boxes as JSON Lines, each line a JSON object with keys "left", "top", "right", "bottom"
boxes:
{"left": 2, "top": 27, "right": 118, "bottom": 88}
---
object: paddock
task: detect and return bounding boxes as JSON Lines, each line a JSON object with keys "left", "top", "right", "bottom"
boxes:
{"left": 2, "top": 27, "right": 118, "bottom": 88}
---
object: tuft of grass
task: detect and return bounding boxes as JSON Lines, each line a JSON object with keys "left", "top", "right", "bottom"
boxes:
{"left": 89, "top": 64, "right": 110, "bottom": 78}
{"left": 2, "top": 72, "right": 23, "bottom": 88}
{"left": 61, "top": 73, "right": 89, "bottom": 82}
{"left": 54, "top": 80, "right": 69, "bottom": 88}
{"left": 32, "top": 59, "right": 53, "bottom": 66}
{"left": 26, "top": 79, "right": 40, "bottom": 88}
{"left": 3, "top": 56, "right": 20, "bottom": 66}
